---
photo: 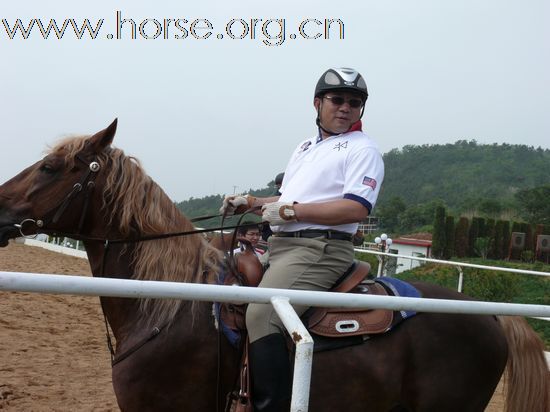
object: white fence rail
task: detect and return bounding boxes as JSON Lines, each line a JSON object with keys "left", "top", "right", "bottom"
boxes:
{"left": 355, "top": 248, "right": 550, "bottom": 278}
{"left": 19, "top": 238, "right": 88, "bottom": 259}
{"left": 2, "top": 271, "right": 550, "bottom": 317}
{"left": 2, "top": 270, "right": 550, "bottom": 411}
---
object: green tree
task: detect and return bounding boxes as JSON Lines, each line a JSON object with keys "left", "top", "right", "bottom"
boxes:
{"left": 432, "top": 206, "right": 446, "bottom": 259}
{"left": 493, "top": 221, "right": 504, "bottom": 259}
{"left": 478, "top": 198, "right": 504, "bottom": 218}
{"left": 399, "top": 199, "right": 445, "bottom": 233}
{"left": 474, "top": 237, "right": 491, "bottom": 259}
{"left": 455, "top": 217, "right": 470, "bottom": 258}
{"left": 376, "top": 196, "right": 407, "bottom": 233}
{"left": 501, "top": 220, "right": 511, "bottom": 259}
{"left": 380, "top": 141, "right": 550, "bottom": 210}
{"left": 515, "top": 185, "right": 550, "bottom": 225}
{"left": 444, "top": 216, "right": 455, "bottom": 259}
{"left": 467, "top": 218, "right": 480, "bottom": 257}
{"left": 485, "top": 219, "right": 496, "bottom": 258}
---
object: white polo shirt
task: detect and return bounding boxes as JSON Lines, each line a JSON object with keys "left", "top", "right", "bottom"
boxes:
{"left": 273, "top": 130, "right": 384, "bottom": 234}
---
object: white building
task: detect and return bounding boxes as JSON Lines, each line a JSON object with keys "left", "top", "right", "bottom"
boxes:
{"left": 388, "top": 234, "right": 432, "bottom": 274}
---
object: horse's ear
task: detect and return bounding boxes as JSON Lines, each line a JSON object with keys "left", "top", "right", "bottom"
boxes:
{"left": 88, "top": 119, "right": 118, "bottom": 153}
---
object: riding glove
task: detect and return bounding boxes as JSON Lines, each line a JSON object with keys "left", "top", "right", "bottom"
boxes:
{"left": 261, "top": 202, "right": 297, "bottom": 226}
{"left": 219, "top": 194, "right": 256, "bottom": 215}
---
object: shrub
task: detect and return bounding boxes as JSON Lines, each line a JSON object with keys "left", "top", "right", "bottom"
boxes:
{"left": 455, "top": 217, "right": 469, "bottom": 258}
{"left": 474, "top": 237, "right": 491, "bottom": 259}
{"left": 432, "top": 206, "right": 446, "bottom": 259}
{"left": 444, "top": 216, "right": 455, "bottom": 259}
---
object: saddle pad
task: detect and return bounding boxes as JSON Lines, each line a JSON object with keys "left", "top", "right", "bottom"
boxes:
{"left": 375, "top": 277, "right": 421, "bottom": 319}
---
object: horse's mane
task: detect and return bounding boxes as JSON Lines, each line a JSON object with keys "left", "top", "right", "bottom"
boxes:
{"left": 49, "top": 136, "right": 222, "bottom": 326}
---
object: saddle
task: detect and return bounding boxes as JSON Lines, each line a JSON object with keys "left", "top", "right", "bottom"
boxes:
{"left": 303, "top": 262, "right": 394, "bottom": 337}
{"left": 219, "top": 258, "right": 395, "bottom": 341}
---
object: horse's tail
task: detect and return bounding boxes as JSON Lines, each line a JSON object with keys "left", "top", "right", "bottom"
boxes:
{"left": 498, "top": 316, "right": 549, "bottom": 412}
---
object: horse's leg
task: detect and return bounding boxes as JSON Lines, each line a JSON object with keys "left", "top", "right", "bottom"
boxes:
{"left": 111, "top": 305, "right": 239, "bottom": 412}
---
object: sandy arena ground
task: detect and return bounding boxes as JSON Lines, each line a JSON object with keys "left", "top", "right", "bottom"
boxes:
{"left": 0, "top": 242, "right": 506, "bottom": 411}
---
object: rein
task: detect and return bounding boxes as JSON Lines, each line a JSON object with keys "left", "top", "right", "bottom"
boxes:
{"left": 12, "top": 149, "right": 258, "bottom": 244}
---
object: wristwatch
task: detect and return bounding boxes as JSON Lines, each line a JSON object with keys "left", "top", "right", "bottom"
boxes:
{"left": 279, "top": 204, "right": 297, "bottom": 221}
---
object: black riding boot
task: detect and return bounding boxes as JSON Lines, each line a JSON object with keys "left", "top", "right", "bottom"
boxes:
{"left": 249, "top": 333, "right": 291, "bottom": 412}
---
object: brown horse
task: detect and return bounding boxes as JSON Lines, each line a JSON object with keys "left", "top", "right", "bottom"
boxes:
{"left": 0, "top": 120, "right": 548, "bottom": 412}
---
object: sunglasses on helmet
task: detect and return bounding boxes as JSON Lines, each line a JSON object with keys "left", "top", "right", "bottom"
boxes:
{"left": 323, "top": 95, "right": 364, "bottom": 109}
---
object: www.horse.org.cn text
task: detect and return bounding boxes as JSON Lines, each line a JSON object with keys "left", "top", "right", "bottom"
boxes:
{"left": 1, "top": 11, "right": 345, "bottom": 47}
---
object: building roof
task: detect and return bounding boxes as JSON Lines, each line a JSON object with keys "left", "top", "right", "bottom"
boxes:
{"left": 392, "top": 232, "right": 432, "bottom": 247}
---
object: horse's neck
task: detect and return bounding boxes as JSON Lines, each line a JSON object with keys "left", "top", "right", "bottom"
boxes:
{"left": 83, "top": 240, "right": 217, "bottom": 348}
{"left": 83, "top": 241, "right": 141, "bottom": 339}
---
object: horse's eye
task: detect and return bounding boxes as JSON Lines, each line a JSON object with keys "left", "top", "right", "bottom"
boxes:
{"left": 39, "top": 164, "right": 57, "bottom": 174}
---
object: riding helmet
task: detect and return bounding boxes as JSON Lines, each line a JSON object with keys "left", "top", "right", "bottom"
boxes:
{"left": 314, "top": 67, "right": 368, "bottom": 102}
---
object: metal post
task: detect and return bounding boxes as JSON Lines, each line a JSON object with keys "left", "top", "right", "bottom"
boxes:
{"left": 376, "top": 255, "right": 383, "bottom": 277}
{"left": 271, "top": 296, "right": 314, "bottom": 412}
{"left": 457, "top": 266, "right": 464, "bottom": 293}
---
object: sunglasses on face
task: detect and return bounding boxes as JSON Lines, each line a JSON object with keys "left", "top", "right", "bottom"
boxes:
{"left": 323, "top": 95, "right": 364, "bottom": 109}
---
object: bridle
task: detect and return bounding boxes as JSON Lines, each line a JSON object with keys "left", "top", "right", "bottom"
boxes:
{"left": 15, "top": 153, "right": 101, "bottom": 239}
{"left": 13, "top": 153, "right": 257, "bottom": 244}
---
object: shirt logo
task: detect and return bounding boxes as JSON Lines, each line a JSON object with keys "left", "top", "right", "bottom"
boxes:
{"left": 333, "top": 141, "right": 348, "bottom": 151}
{"left": 300, "top": 141, "right": 312, "bottom": 152}
{"left": 362, "top": 176, "right": 377, "bottom": 190}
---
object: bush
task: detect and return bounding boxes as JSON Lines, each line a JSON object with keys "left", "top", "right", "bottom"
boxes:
{"left": 444, "top": 216, "right": 455, "bottom": 259}
{"left": 521, "top": 250, "right": 534, "bottom": 263}
{"left": 474, "top": 237, "right": 491, "bottom": 259}
{"left": 461, "top": 269, "right": 518, "bottom": 302}
{"left": 397, "top": 258, "right": 550, "bottom": 347}
{"left": 455, "top": 217, "right": 469, "bottom": 258}
{"left": 432, "top": 206, "right": 446, "bottom": 259}
{"left": 354, "top": 251, "right": 380, "bottom": 277}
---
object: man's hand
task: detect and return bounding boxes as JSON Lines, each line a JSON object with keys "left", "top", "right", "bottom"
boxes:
{"left": 219, "top": 194, "right": 256, "bottom": 215}
{"left": 261, "top": 202, "right": 297, "bottom": 225}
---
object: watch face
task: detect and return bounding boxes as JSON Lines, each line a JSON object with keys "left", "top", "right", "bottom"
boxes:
{"left": 280, "top": 205, "right": 295, "bottom": 220}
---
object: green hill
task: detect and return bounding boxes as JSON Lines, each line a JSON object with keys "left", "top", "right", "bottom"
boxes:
{"left": 379, "top": 140, "right": 550, "bottom": 209}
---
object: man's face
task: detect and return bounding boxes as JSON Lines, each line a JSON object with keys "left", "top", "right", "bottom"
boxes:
{"left": 314, "top": 91, "right": 363, "bottom": 136}
{"left": 244, "top": 229, "right": 261, "bottom": 246}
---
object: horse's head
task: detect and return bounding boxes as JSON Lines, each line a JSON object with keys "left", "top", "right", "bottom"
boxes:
{"left": 0, "top": 119, "right": 118, "bottom": 246}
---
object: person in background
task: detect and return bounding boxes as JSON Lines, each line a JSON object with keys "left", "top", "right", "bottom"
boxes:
{"left": 274, "top": 172, "right": 284, "bottom": 196}
{"left": 233, "top": 224, "right": 265, "bottom": 258}
{"left": 220, "top": 67, "right": 384, "bottom": 411}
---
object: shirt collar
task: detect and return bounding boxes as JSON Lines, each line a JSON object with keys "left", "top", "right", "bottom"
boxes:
{"left": 316, "top": 120, "right": 362, "bottom": 143}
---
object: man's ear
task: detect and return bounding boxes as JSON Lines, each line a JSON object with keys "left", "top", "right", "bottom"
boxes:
{"left": 313, "top": 97, "right": 321, "bottom": 111}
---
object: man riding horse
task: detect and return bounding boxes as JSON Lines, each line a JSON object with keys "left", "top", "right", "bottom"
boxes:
{"left": 220, "top": 67, "right": 385, "bottom": 411}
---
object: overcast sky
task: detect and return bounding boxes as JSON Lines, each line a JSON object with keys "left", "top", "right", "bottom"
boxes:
{"left": 1, "top": 0, "right": 548, "bottom": 202}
